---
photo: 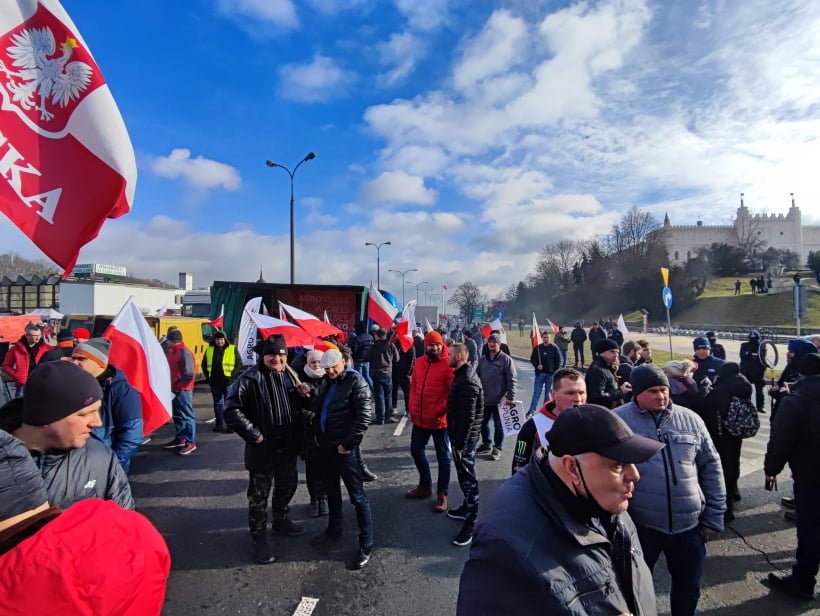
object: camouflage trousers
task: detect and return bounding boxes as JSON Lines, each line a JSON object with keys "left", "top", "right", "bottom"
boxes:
{"left": 247, "top": 453, "right": 298, "bottom": 537}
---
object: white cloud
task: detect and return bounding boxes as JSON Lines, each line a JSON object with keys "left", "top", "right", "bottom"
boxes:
{"left": 215, "top": 0, "right": 298, "bottom": 28}
{"left": 306, "top": 0, "right": 368, "bottom": 15}
{"left": 278, "top": 55, "right": 353, "bottom": 103}
{"left": 360, "top": 171, "right": 437, "bottom": 205}
{"left": 377, "top": 32, "right": 425, "bottom": 86}
{"left": 150, "top": 149, "right": 241, "bottom": 192}
{"left": 394, "top": 0, "right": 449, "bottom": 31}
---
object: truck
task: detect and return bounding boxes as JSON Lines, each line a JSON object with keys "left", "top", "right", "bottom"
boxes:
{"left": 181, "top": 289, "right": 211, "bottom": 318}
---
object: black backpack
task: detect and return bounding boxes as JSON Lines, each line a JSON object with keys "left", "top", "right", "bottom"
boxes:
{"left": 721, "top": 396, "right": 759, "bottom": 438}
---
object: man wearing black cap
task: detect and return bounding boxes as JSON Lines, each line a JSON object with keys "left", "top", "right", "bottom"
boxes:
{"left": 692, "top": 336, "right": 724, "bottom": 386}
{"left": 739, "top": 330, "right": 766, "bottom": 412}
{"left": 764, "top": 353, "right": 820, "bottom": 600}
{"left": 0, "top": 361, "right": 134, "bottom": 510}
{"left": 706, "top": 331, "right": 726, "bottom": 361}
{"left": 616, "top": 364, "right": 725, "bottom": 616}
{"left": 202, "top": 331, "right": 241, "bottom": 433}
{"left": 457, "top": 404, "right": 662, "bottom": 614}
{"left": 585, "top": 338, "right": 632, "bottom": 409}
{"left": 225, "top": 334, "right": 307, "bottom": 564}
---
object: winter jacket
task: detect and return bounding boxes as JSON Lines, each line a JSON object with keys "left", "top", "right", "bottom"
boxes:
{"left": 692, "top": 354, "right": 724, "bottom": 385}
{"left": 201, "top": 343, "right": 241, "bottom": 387}
{"left": 224, "top": 364, "right": 305, "bottom": 471}
{"left": 609, "top": 329, "right": 624, "bottom": 348}
{"left": 92, "top": 365, "right": 143, "bottom": 474}
{"left": 2, "top": 337, "right": 50, "bottom": 387}
{"left": 370, "top": 338, "right": 399, "bottom": 378}
{"left": 530, "top": 343, "right": 561, "bottom": 376}
{"left": 553, "top": 332, "right": 569, "bottom": 352}
{"left": 313, "top": 367, "right": 371, "bottom": 450}
{"left": 350, "top": 332, "right": 374, "bottom": 363}
{"left": 710, "top": 343, "right": 726, "bottom": 361}
{"left": 39, "top": 342, "right": 74, "bottom": 364}
{"left": 570, "top": 326, "right": 587, "bottom": 346}
{"left": 704, "top": 366, "right": 753, "bottom": 442}
{"left": 458, "top": 453, "right": 658, "bottom": 616}
{"left": 391, "top": 341, "right": 415, "bottom": 380}
{"left": 588, "top": 326, "right": 607, "bottom": 351}
{"left": 585, "top": 356, "right": 626, "bottom": 409}
{"left": 447, "top": 363, "right": 484, "bottom": 450}
{"left": 511, "top": 401, "right": 557, "bottom": 474}
{"left": 764, "top": 375, "right": 820, "bottom": 485}
{"left": 667, "top": 376, "right": 708, "bottom": 417}
{"left": 476, "top": 350, "right": 517, "bottom": 406}
{"left": 166, "top": 342, "right": 195, "bottom": 392}
{"left": 614, "top": 401, "right": 726, "bottom": 534}
{"left": 0, "top": 499, "right": 169, "bottom": 616}
{"left": 409, "top": 347, "right": 454, "bottom": 430}
{"left": 739, "top": 341, "right": 765, "bottom": 380}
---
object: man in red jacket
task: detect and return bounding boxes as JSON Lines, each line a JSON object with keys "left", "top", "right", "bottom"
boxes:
{"left": 161, "top": 330, "right": 197, "bottom": 455}
{"left": 2, "top": 323, "right": 50, "bottom": 398}
{"left": 406, "top": 331, "right": 454, "bottom": 512}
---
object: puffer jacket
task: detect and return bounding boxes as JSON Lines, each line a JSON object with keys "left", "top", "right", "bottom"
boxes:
{"left": 224, "top": 364, "right": 305, "bottom": 471}
{"left": 92, "top": 365, "right": 143, "bottom": 474}
{"left": 476, "top": 350, "right": 517, "bottom": 406}
{"left": 614, "top": 401, "right": 725, "bottom": 534}
{"left": 764, "top": 375, "right": 820, "bottom": 485}
{"left": 2, "top": 337, "right": 50, "bottom": 387}
{"left": 458, "top": 452, "right": 657, "bottom": 616}
{"left": 313, "top": 367, "right": 371, "bottom": 450}
{"left": 447, "top": 363, "right": 484, "bottom": 449}
{"left": 409, "top": 346, "right": 453, "bottom": 430}
{"left": 585, "top": 356, "right": 626, "bottom": 409}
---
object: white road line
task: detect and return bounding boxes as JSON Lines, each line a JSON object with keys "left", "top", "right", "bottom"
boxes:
{"left": 393, "top": 415, "right": 408, "bottom": 436}
{"left": 292, "top": 596, "right": 319, "bottom": 616}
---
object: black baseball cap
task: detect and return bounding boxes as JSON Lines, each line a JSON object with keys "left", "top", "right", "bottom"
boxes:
{"left": 546, "top": 404, "right": 664, "bottom": 464}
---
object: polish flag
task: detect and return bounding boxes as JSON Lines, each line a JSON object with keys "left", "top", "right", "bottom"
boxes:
{"left": 546, "top": 318, "right": 560, "bottom": 334}
{"left": 103, "top": 297, "right": 173, "bottom": 436}
{"left": 367, "top": 286, "right": 398, "bottom": 330}
{"left": 208, "top": 304, "right": 224, "bottom": 329}
{"left": 480, "top": 318, "right": 507, "bottom": 343}
{"left": 442, "top": 283, "right": 447, "bottom": 290}
{"left": 0, "top": 1, "right": 137, "bottom": 273}
{"left": 153, "top": 303, "right": 167, "bottom": 317}
{"left": 532, "top": 313, "right": 542, "bottom": 348}
{"left": 394, "top": 300, "right": 416, "bottom": 352}
{"left": 249, "top": 312, "right": 321, "bottom": 348}
{"left": 278, "top": 301, "right": 343, "bottom": 338}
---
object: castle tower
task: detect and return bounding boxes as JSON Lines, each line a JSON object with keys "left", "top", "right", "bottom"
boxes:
{"left": 789, "top": 193, "right": 804, "bottom": 263}
{"left": 663, "top": 212, "right": 670, "bottom": 228}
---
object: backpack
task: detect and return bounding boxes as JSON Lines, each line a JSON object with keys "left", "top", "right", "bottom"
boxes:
{"left": 722, "top": 396, "right": 759, "bottom": 438}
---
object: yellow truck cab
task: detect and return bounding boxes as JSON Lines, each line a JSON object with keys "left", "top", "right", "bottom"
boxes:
{"left": 61, "top": 314, "right": 214, "bottom": 380}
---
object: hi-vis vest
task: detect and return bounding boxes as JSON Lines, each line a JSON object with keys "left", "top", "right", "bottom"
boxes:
{"left": 205, "top": 344, "right": 236, "bottom": 376}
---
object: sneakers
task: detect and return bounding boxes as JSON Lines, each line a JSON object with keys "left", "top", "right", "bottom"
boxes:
{"left": 385, "top": 416, "right": 400, "bottom": 424}
{"left": 476, "top": 443, "right": 491, "bottom": 454}
{"left": 362, "top": 466, "right": 378, "bottom": 482}
{"left": 347, "top": 547, "right": 372, "bottom": 570}
{"left": 308, "top": 499, "right": 320, "bottom": 518}
{"left": 434, "top": 492, "right": 448, "bottom": 512}
{"left": 781, "top": 496, "right": 796, "bottom": 508}
{"left": 318, "top": 498, "right": 329, "bottom": 516}
{"left": 490, "top": 447, "right": 502, "bottom": 461}
{"left": 273, "top": 517, "right": 305, "bottom": 536}
{"left": 406, "top": 485, "right": 432, "bottom": 499}
{"left": 447, "top": 504, "right": 469, "bottom": 521}
{"left": 178, "top": 442, "right": 197, "bottom": 455}
{"left": 452, "top": 522, "right": 474, "bottom": 547}
{"left": 766, "top": 573, "right": 815, "bottom": 600}
{"left": 161, "top": 438, "right": 185, "bottom": 449}
{"left": 252, "top": 536, "right": 277, "bottom": 564}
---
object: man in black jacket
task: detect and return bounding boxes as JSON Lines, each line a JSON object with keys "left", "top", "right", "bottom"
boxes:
{"left": 570, "top": 322, "right": 588, "bottom": 367}
{"left": 445, "top": 343, "right": 484, "bottom": 547}
{"left": 349, "top": 321, "right": 374, "bottom": 388}
{"left": 224, "top": 334, "right": 306, "bottom": 565}
{"left": 588, "top": 322, "right": 607, "bottom": 360}
{"left": 585, "top": 339, "right": 632, "bottom": 409}
{"left": 370, "top": 328, "right": 399, "bottom": 424}
{"left": 527, "top": 332, "right": 562, "bottom": 417}
{"left": 739, "top": 330, "right": 766, "bottom": 413}
{"left": 309, "top": 348, "right": 374, "bottom": 570}
{"left": 390, "top": 333, "right": 415, "bottom": 420}
{"left": 764, "top": 353, "right": 820, "bottom": 600}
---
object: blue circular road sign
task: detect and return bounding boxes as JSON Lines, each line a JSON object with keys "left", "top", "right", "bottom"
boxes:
{"left": 662, "top": 286, "right": 673, "bottom": 308}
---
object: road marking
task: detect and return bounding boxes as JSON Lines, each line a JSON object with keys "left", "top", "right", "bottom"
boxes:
{"left": 292, "top": 596, "right": 319, "bottom": 616}
{"left": 393, "top": 415, "right": 408, "bottom": 436}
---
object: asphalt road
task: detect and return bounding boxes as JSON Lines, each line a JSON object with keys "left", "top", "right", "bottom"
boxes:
{"left": 129, "top": 358, "right": 817, "bottom": 616}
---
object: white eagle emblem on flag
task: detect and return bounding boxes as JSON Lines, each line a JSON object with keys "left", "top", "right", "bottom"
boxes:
{"left": 0, "top": 26, "right": 92, "bottom": 122}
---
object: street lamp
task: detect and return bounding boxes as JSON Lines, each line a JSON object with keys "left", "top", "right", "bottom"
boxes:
{"left": 364, "top": 241, "right": 391, "bottom": 290}
{"left": 265, "top": 151, "right": 316, "bottom": 284}
{"left": 406, "top": 280, "right": 429, "bottom": 304}
{"left": 388, "top": 268, "right": 418, "bottom": 306}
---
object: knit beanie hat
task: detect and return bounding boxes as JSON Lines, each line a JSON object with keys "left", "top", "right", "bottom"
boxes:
{"left": 73, "top": 327, "right": 91, "bottom": 340}
{"left": 72, "top": 338, "right": 111, "bottom": 369}
{"left": 320, "top": 348, "right": 343, "bottom": 368}
{"left": 261, "top": 334, "right": 288, "bottom": 356}
{"left": 662, "top": 359, "right": 694, "bottom": 379}
{"left": 306, "top": 349, "right": 324, "bottom": 364}
{"left": 629, "top": 364, "right": 670, "bottom": 398}
{"left": 0, "top": 430, "right": 49, "bottom": 522}
{"left": 594, "top": 338, "right": 619, "bottom": 354}
{"left": 22, "top": 362, "right": 103, "bottom": 426}
{"left": 797, "top": 353, "right": 820, "bottom": 376}
{"left": 56, "top": 329, "right": 74, "bottom": 343}
{"left": 788, "top": 338, "right": 815, "bottom": 358}
{"left": 213, "top": 330, "right": 226, "bottom": 340}
{"left": 424, "top": 331, "right": 444, "bottom": 346}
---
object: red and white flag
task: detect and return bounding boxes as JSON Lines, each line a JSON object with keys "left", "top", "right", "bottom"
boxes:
{"left": 480, "top": 318, "right": 507, "bottom": 343}
{"left": 367, "top": 285, "right": 398, "bottom": 330}
{"left": 442, "top": 283, "right": 447, "bottom": 291}
{"left": 394, "top": 300, "right": 416, "bottom": 352}
{"left": 209, "top": 304, "right": 224, "bottom": 329}
{"left": 153, "top": 303, "right": 167, "bottom": 317}
{"left": 546, "top": 318, "right": 559, "bottom": 334}
{"left": 103, "top": 297, "right": 173, "bottom": 436}
{"left": 249, "top": 312, "right": 320, "bottom": 348}
{"left": 0, "top": 1, "right": 136, "bottom": 273}
{"left": 323, "top": 310, "right": 331, "bottom": 324}
{"left": 532, "top": 313, "right": 542, "bottom": 348}
{"left": 278, "top": 301, "right": 343, "bottom": 338}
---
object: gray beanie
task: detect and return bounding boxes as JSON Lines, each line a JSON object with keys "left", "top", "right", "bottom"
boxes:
{"left": 73, "top": 338, "right": 111, "bottom": 369}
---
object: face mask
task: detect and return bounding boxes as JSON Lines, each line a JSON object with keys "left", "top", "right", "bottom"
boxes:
{"left": 572, "top": 457, "right": 609, "bottom": 519}
{"left": 304, "top": 365, "right": 324, "bottom": 379}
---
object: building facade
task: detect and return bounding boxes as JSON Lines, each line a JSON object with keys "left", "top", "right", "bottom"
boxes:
{"left": 661, "top": 195, "right": 820, "bottom": 266}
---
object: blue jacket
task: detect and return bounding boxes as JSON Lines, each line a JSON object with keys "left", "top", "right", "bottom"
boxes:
{"left": 692, "top": 354, "right": 724, "bottom": 385}
{"left": 614, "top": 401, "right": 726, "bottom": 534}
{"left": 92, "top": 366, "right": 143, "bottom": 474}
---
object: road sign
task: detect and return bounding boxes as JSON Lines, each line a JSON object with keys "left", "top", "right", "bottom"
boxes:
{"left": 495, "top": 301, "right": 506, "bottom": 312}
{"left": 662, "top": 286, "right": 673, "bottom": 309}
{"left": 472, "top": 307, "right": 484, "bottom": 320}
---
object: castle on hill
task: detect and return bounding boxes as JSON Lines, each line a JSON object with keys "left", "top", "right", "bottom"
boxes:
{"left": 660, "top": 194, "right": 820, "bottom": 267}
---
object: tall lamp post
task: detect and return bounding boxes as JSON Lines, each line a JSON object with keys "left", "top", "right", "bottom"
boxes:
{"left": 388, "top": 268, "right": 418, "bottom": 306}
{"left": 365, "top": 241, "right": 391, "bottom": 290}
{"left": 407, "top": 280, "right": 429, "bottom": 304}
{"left": 265, "top": 151, "right": 316, "bottom": 285}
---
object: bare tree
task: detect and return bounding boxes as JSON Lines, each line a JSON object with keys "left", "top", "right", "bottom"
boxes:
{"left": 603, "top": 206, "right": 661, "bottom": 257}
{"left": 733, "top": 210, "right": 767, "bottom": 268}
{"left": 535, "top": 239, "right": 585, "bottom": 291}
{"left": 0, "top": 252, "right": 59, "bottom": 280}
{"left": 449, "top": 281, "right": 487, "bottom": 320}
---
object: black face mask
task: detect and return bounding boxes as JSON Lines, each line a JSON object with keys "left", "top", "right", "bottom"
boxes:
{"left": 572, "top": 457, "right": 609, "bottom": 520}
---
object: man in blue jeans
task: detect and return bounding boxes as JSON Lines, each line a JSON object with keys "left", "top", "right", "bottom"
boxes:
{"left": 476, "top": 334, "right": 517, "bottom": 461}
{"left": 528, "top": 331, "right": 561, "bottom": 417}
{"left": 369, "top": 328, "right": 398, "bottom": 424}
{"left": 162, "top": 330, "right": 197, "bottom": 456}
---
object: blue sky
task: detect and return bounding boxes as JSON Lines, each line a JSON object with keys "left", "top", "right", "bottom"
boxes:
{"left": 2, "top": 0, "right": 820, "bottom": 300}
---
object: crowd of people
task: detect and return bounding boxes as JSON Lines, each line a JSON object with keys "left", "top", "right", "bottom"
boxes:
{"left": 1, "top": 315, "right": 819, "bottom": 614}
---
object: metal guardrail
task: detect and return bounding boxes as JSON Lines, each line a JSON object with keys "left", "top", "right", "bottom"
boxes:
{"left": 643, "top": 323, "right": 817, "bottom": 344}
